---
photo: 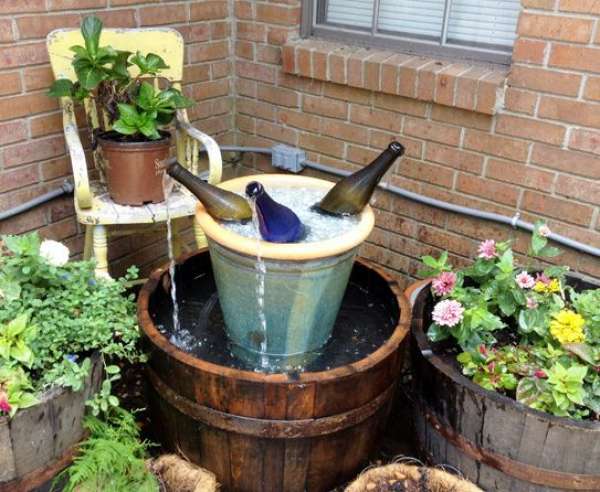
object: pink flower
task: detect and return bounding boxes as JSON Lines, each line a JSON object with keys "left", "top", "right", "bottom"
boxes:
{"left": 538, "top": 224, "right": 551, "bottom": 237}
{"left": 432, "top": 272, "right": 457, "bottom": 296}
{"left": 535, "top": 272, "right": 551, "bottom": 285}
{"left": 432, "top": 300, "right": 464, "bottom": 327}
{"left": 526, "top": 297, "right": 538, "bottom": 310}
{"left": 515, "top": 271, "right": 535, "bottom": 289}
{"left": 534, "top": 370, "right": 547, "bottom": 379}
{"left": 478, "top": 239, "right": 498, "bottom": 260}
{"left": 0, "top": 392, "right": 10, "bottom": 416}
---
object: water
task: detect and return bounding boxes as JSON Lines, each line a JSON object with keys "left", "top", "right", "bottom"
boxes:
{"left": 249, "top": 199, "right": 269, "bottom": 369}
{"left": 162, "top": 174, "right": 180, "bottom": 335}
{"left": 221, "top": 187, "right": 360, "bottom": 242}
{"left": 150, "top": 254, "right": 398, "bottom": 374}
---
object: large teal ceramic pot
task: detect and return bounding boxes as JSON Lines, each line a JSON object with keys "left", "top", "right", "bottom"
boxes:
{"left": 196, "top": 174, "right": 375, "bottom": 370}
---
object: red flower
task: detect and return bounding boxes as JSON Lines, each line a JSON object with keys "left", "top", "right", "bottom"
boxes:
{"left": 534, "top": 370, "right": 547, "bottom": 379}
{"left": 0, "top": 392, "right": 11, "bottom": 416}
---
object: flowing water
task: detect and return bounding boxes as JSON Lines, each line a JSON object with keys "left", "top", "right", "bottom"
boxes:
{"left": 221, "top": 187, "right": 360, "bottom": 242}
{"left": 162, "top": 174, "right": 180, "bottom": 335}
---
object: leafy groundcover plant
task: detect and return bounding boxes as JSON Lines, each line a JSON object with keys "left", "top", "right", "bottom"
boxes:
{"left": 0, "top": 232, "right": 159, "bottom": 490}
{"left": 421, "top": 223, "right": 600, "bottom": 420}
{"left": 49, "top": 15, "right": 193, "bottom": 141}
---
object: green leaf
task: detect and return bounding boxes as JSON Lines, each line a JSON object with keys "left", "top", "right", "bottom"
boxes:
{"left": 427, "top": 323, "right": 450, "bottom": 342}
{"left": 5, "top": 313, "right": 29, "bottom": 338}
{"left": 81, "top": 16, "right": 103, "bottom": 58}
{"left": 540, "top": 246, "right": 561, "bottom": 258}
{"left": 136, "top": 82, "right": 155, "bottom": 110}
{"left": 76, "top": 66, "right": 107, "bottom": 90}
{"left": 111, "top": 119, "right": 137, "bottom": 135}
{"left": 111, "top": 50, "right": 132, "bottom": 79}
{"left": 11, "top": 340, "right": 34, "bottom": 366}
{"left": 563, "top": 343, "right": 597, "bottom": 366}
{"left": 116, "top": 103, "right": 139, "bottom": 125}
{"left": 497, "top": 249, "right": 514, "bottom": 274}
{"left": 516, "top": 377, "right": 547, "bottom": 407}
{"left": 48, "top": 79, "right": 74, "bottom": 98}
{"left": 105, "top": 365, "right": 120, "bottom": 375}
{"left": 498, "top": 291, "right": 516, "bottom": 316}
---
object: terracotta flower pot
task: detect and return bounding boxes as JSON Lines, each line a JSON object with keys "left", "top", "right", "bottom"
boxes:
{"left": 98, "top": 131, "right": 170, "bottom": 206}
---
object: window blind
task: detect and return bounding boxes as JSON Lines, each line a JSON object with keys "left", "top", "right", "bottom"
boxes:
{"left": 326, "top": 0, "right": 374, "bottom": 29}
{"left": 378, "top": 0, "right": 445, "bottom": 40}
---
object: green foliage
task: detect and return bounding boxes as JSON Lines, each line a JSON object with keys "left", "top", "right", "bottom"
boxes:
{"left": 86, "top": 364, "right": 121, "bottom": 417}
{"left": 47, "top": 15, "right": 193, "bottom": 141}
{"left": 0, "top": 365, "right": 38, "bottom": 417}
{"left": 421, "top": 223, "right": 600, "bottom": 420}
{"left": 0, "top": 232, "right": 144, "bottom": 417}
{"left": 418, "top": 250, "right": 451, "bottom": 277}
{"left": 56, "top": 408, "right": 158, "bottom": 492}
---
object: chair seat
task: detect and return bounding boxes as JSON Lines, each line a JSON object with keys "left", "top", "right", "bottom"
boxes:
{"left": 76, "top": 181, "right": 198, "bottom": 225}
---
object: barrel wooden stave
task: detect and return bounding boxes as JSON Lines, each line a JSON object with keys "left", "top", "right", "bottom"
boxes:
{"left": 410, "top": 282, "right": 600, "bottom": 492}
{"left": 140, "top": 253, "right": 409, "bottom": 492}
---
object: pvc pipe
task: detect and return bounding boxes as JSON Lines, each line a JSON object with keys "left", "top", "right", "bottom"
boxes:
{"left": 211, "top": 146, "right": 600, "bottom": 258}
{"left": 0, "top": 180, "right": 74, "bottom": 222}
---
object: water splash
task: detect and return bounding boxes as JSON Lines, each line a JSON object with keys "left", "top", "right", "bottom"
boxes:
{"left": 162, "top": 173, "right": 180, "bottom": 334}
{"left": 249, "top": 199, "right": 269, "bottom": 370}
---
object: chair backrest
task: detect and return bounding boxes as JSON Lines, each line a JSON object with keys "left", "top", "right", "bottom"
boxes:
{"left": 47, "top": 28, "right": 191, "bottom": 180}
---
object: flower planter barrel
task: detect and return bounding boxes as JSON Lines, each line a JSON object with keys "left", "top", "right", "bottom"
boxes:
{"left": 0, "top": 353, "right": 102, "bottom": 492}
{"left": 407, "top": 280, "right": 600, "bottom": 492}
{"left": 138, "top": 251, "right": 410, "bottom": 492}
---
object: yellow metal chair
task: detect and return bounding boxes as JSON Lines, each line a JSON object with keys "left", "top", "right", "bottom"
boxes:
{"left": 47, "top": 28, "right": 222, "bottom": 277}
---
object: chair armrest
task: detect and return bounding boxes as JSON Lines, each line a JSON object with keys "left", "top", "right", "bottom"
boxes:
{"left": 176, "top": 113, "right": 223, "bottom": 185}
{"left": 62, "top": 99, "right": 92, "bottom": 209}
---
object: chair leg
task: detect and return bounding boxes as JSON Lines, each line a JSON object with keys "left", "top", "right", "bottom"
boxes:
{"left": 193, "top": 216, "right": 207, "bottom": 250}
{"left": 171, "top": 218, "right": 184, "bottom": 258}
{"left": 83, "top": 225, "right": 93, "bottom": 261}
{"left": 92, "top": 224, "right": 110, "bottom": 279}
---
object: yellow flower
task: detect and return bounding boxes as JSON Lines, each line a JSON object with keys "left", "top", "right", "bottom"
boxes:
{"left": 533, "top": 278, "right": 561, "bottom": 294}
{"left": 550, "top": 310, "right": 586, "bottom": 344}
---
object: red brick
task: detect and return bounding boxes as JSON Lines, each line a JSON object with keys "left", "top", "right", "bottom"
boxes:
{"left": 363, "top": 51, "right": 394, "bottom": 92}
{"left": 299, "top": 133, "right": 345, "bottom": 158}
{"left": 424, "top": 143, "right": 483, "bottom": 174}
{"left": 511, "top": 38, "right": 548, "bottom": 65}
{"left": 267, "top": 27, "right": 292, "bottom": 46}
{"left": 185, "top": 79, "right": 229, "bottom": 101}
{"left": 297, "top": 47, "right": 311, "bottom": 77}
{"left": 190, "top": 1, "right": 229, "bottom": 20}
{"left": 373, "top": 93, "right": 427, "bottom": 117}
{"left": 278, "top": 110, "right": 321, "bottom": 132}
{"left": 457, "top": 174, "right": 519, "bottom": 206}
{"left": 539, "top": 96, "right": 600, "bottom": 129}
{"left": 48, "top": 0, "right": 105, "bottom": 9}
{"left": 486, "top": 159, "right": 555, "bottom": 190}
{"left": 277, "top": 72, "right": 322, "bottom": 95}
{"left": 3, "top": 135, "right": 66, "bottom": 167}
{"left": 236, "top": 60, "right": 276, "bottom": 83}
{"left": 522, "top": 191, "right": 593, "bottom": 226}
{"left": 211, "top": 22, "right": 230, "bottom": 40}
{"left": 401, "top": 159, "right": 454, "bottom": 188}
{"left": 303, "top": 95, "right": 347, "bottom": 119}
{"left": 380, "top": 54, "right": 412, "bottom": 95}
{"left": 235, "top": 40, "right": 254, "bottom": 60}
{"left": 183, "top": 64, "right": 210, "bottom": 84}
{"left": 416, "top": 61, "right": 448, "bottom": 101}
{"left": 140, "top": 5, "right": 187, "bottom": 26}
{"left": 236, "top": 78, "right": 256, "bottom": 97}
{"left": 350, "top": 105, "right": 402, "bottom": 133}
{"left": 257, "top": 84, "right": 298, "bottom": 107}
{"left": 505, "top": 88, "right": 537, "bottom": 115}
{"left": 518, "top": 13, "right": 593, "bottom": 43}
{"left": 464, "top": 130, "right": 529, "bottom": 162}
{"left": 346, "top": 49, "right": 371, "bottom": 88}
{"left": 211, "top": 60, "right": 230, "bottom": 79}
{"left": 323, "top": 83, "right": 371, "bottom": 105}
{"left": 531, "top": 143, "right": 600, "bottom": 179}
{"left": 583, "top": 76, "right": 600, "bottom": 102}
{"left": 370, "top": 131, "right": 422, "bottom": 158}
{"left": 509, "top": 66, "right": 581, "bottom": 96}
{"left": 177, "top": 24, "right": 210, "bottom": 43}
{"left": 0, "top": 19, "right": 14, "bottom": 43}
{"left": 17, "top": 14, "right": 80, "bottom": 40}
{"left": 236, "top": 22, "right": 266, "bottom": 42}
{"left": 347, "top": 145, "right": 378, "bottom": 165}
{"left": 0, "top": 121, "right": 28, "bottom": 146}
{"left": 257, "top": 45, "right": 281, "bottom": 65}
{"left": 476, "top": 72, "right": 505, "bottom": 115}
{"left": 454, "top": 66, "right": 488, "bottom": 112}
{"left": 434, "top": 64, "right": 470, "bottom": 107}
{"left": 31, "top": 112, "right": 63, "bottom": 138}
{"left": 281, "top": 44, "right": 296, "bottom": 73}
{"left": 110, "top": 0, "right": 158, "bottom": 4}
{"left": 0, "top": 165, "right": 40, "bottom": 193}
{"left": 430, "top": 105, "right": 492, "bottom": 131}
{"left": 0, "top": 72, "right": 22, "bottom": 96}
{"left": 556, "top": 175, "right": 600, "bottom": 205}
{"left": 255, "top": 3, "right": 300, "bottom": 25}
{"left": 560, "top": 0, "right": 600, "bottom": 14}
{"left": 523, "top": 0, "right": 555, "bottom": 8}
{"left": 0, "top": 42, "right": 48, "bottom": 68}
{"left": 256, "top": 120, "right": 297, "bottom": 145}
{"left": 23, "top": 65, "right": 54, "bottom": 91}
{"left": 549, "top": 44, "right": 600, "bottom": 73}
{"left": 1, "top": 0, "right": 45, "bottom": 13}
{"left": 234, "top": 1, "right": 253, "bottom": 19}
{"left": 320, "top": 120, "right": 368, "bottom": 144}
{"left": 89, "top": 10, "right": 136, "bottom": 28}
{"left": 495, "top": 115, "right": 565, "bottom": 146}
{"left": 188, "top": 41, "right": 229, "bottom": 63}
{"left": 0, "top": 93, "right": 58, "bottom": 122}
{"left": 397, "top": 57, "right": 428, "bottom": 99}
{"left": 404, "top": 118, "right": 461, "bottom": 146}
{"left": 569, "top": 128, "right": 600, "bottom": 156}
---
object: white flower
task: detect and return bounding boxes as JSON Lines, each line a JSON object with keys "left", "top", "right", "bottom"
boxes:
{"left": 538, "top": 224, "right": 551, "bottom": 237}
{"left": 39, "top": 239, "right": 70, "bottom": 267}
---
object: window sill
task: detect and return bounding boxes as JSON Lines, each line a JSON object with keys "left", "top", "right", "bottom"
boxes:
{"left": 282, "top": 38, "right": 508, "bottom": 116}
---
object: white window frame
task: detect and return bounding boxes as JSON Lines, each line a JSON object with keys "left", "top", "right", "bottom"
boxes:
{"left": 301, "top": 0, "right": 518, "bottom": 65}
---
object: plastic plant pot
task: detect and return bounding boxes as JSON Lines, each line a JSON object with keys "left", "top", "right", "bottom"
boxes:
{"left": 195, "top": 174, "right": 375, "bottom": 369}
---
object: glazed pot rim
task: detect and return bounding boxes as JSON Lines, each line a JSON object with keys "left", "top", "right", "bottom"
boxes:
{"left": 408, "top": 277, "right": 600, "bottom": 430}
{"left": 137, "top": 250, "right": 411, "bottom": 384}
{"left": 97, "top": 130, "right": 171, "bottom": 149}
{"left": 195, "top": 174, "right": 376, "bottom": 261}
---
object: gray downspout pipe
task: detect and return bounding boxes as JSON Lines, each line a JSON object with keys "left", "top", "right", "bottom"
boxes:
{"left": 210, "top": 145, "right": 600, "bottom": 258}
{"left": 0, "top": 180, "right": 74, "bottom": 222}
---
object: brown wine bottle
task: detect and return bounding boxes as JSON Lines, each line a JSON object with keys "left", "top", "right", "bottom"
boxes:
{"left": 165, "top": 160, "right": 252, "bottom": 222}
{"left": 317, "top": 141, "right": 405, "bottom": 216}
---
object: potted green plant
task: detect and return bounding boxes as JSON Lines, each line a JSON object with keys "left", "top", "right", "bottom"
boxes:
{"left": 0, "top": 232, "right": 146, "bottom": 489}
{"left": 48, "top": 16, "right": 193, "bottom": 206}
{"left": 407, "top": 224, "right": 600, "bottom": 491}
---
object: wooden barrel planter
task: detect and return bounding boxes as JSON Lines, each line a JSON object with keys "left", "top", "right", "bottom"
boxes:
{"left": 407, "top": 279, "right": 600, "bottom": 492}
{"left": 138, "top": 250, "right": 410, "bottom": 492}
{"left": 0, "top": 352, "right": 102, "bottom": 492}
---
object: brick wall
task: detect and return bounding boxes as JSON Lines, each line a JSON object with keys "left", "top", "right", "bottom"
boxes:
{"left": 234, "top": 0, "right": 600, "bottom": 287}
{"left": 0, "top": 0, "right": 233, "bottom": 276}
{"left": 1, "top": 1, "right": 599, "bottom": 284}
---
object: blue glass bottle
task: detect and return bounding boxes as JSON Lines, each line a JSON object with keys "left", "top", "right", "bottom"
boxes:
{"left": 245, "top": 181, "right": 305, "bottom": 243}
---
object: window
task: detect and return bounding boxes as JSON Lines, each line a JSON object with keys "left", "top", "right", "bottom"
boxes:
{"left": 303, "top": 0, "right": 521, "bottom": 64}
